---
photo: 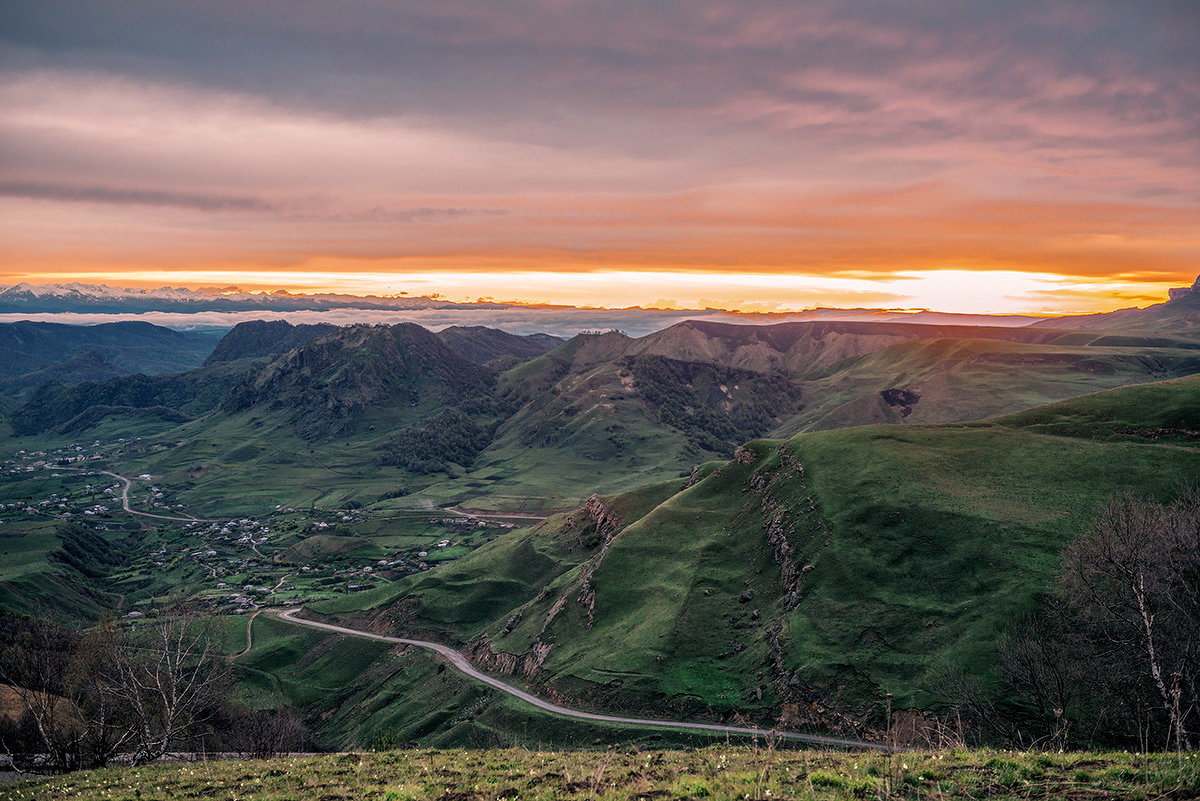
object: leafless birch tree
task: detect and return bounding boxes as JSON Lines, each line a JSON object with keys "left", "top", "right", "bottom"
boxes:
{"left": 105, "top": 615, "right": 229, "bottom": 766}
{"left": 1059, "top": 491, "right": 1200, "bottom": 751}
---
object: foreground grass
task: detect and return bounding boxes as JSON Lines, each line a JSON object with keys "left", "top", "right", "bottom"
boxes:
{"left": 5, "top": 747, "right": 1198, "bottom": 801}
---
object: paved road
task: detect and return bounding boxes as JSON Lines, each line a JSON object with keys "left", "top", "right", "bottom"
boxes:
{"left": 445, "top": 505, "right": 549, "bottom": 522}
{"left": 273, "top": 608, "right": 900, "bottom": 752}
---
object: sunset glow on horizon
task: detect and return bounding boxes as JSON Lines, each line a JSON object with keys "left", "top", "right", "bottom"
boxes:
{"left": 2, "top": 2, "right": 1198, "bottom": 316}
{"left": 0, "top": 268, "right": 1188, "bottom": 317}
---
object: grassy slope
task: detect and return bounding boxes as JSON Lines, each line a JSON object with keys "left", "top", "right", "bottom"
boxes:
{"left": 784, "top": 337, "right": 1200, "bottom": 433}
{"left": 229, "top": 611, "right": 729, "bottom": 750}
{"left": 0, "top": 521, "right": 111, "bottom": 622}
{"left": 8, "top": 747, "right": 1198, "bottom": 801}
{"left": 313, "top": 376, "right": 1200, "bottom": 728}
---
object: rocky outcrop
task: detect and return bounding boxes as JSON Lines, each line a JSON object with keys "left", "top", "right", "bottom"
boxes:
{"left": 679, "top": 464, "right": 704, "bottom": 491}
{"left": 744, "top": 442, "right": 847, "bottom": 726}
{"left": 465, "top": 637, "right": 552, "bottom": 680}
{"left": 880, "top": 387, "right": 921, "bottom": 417}
{"left": 734, "top": 445, "right": 758, "bottom": 465}
{"left": 490, "top": 493, "right": 629, "bottom": 680}
{"left": 540, "top": 593, "right": 569, "bottom": 634}
{"left": 747, "top": 444, "right": 824, "bottom": 612}
{"left": 575, "top": 494, "right": 624, "bottom": 627}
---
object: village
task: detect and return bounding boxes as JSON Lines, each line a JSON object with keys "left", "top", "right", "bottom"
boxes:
{"left": 0, "top": 440, "right": 527, "bottom": 619}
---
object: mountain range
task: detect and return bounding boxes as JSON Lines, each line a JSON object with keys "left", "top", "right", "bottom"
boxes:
{"left": 6, "top": 279, "right": 1199, "bottom": 513}
{"left": 0, "top": 282, "right": 508, "bottom": 314}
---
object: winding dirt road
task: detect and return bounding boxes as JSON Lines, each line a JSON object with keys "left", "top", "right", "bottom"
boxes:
{"left": 273, "top": 608, "right": 899, "bottom": 752}
{"left": 235, "top": 610, "right": 261, "bottom": 658}
{"left": 98, "top": 470, "right": 208, "bottom": 523}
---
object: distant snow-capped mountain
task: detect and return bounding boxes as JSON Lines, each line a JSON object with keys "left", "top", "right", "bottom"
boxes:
{"left": 0, "top": 281, "right": 1064, "bottom": 329}
{"left": 0, "top": 282, "right": 496, "bottom": 313}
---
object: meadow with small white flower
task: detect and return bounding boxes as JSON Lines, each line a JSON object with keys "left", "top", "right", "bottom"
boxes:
{"left": 4, "top": 746, "right": 1198, "bottom": 800}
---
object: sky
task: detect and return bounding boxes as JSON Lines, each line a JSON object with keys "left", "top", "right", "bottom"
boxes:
{"left": 1, "top": 1, "right": 1198, "bottom": 315}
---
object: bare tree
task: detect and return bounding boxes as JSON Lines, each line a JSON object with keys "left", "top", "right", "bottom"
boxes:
{"left": 0, "top": 615, "right": 84, "bottom": 771}
{"left": 924, "top": 664, "right": 1010, "bottom": 746}
{"left": 1000, "top": 611, "right": 1083, "bottom": 749}
{"left": 1060, "top": 491, "right": 1200, "bottom": 751}
{"left": 226, "top": 706, "right": 307, "bottom": 759}
{"left": 67, "top": 622, "right": 138, "bottom": 767}
{"left": 105, "top": 615, "right": 230, "bottom": 766}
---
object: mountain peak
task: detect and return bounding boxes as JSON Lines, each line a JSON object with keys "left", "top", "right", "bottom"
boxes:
{"left": 223, "top": 322, "right": 494, "bottom": 440}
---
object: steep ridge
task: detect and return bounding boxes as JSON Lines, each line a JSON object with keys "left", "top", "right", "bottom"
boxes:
{"left": 324, "top": 375, "right": 1200, "bottom": 735}
{"left": 625, "top": 318, "right": 1095, "bottom": 371}
{"left": 203, "top": 320, "right": 337, "bottom": 365}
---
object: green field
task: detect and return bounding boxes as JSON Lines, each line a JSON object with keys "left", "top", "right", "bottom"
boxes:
{"left": 6, "top": 747, "right": 1196, "bottom": 800}
{"left": 225, "top": 611, "right": 779, "bottom": 750}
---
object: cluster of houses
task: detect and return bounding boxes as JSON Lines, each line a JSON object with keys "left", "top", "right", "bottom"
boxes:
{"left": 428, "top": 516, "right": 516, "bottom": 530}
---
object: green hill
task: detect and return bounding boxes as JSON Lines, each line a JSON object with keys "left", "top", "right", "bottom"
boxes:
{"left": 313, "top": 375, "right": 1200, "bottom": 735}
{"left": 0, "top": 320, "right": 220, "bottom": 384}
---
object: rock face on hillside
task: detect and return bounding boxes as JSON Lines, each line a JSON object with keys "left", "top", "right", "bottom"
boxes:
{"left": 204, "top": 320, "right": 337, "bottom": 365}
{"left": 222, "top": 324, "right": 494, "bottom": 439}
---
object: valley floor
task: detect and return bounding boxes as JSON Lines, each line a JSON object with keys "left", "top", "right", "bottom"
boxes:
{"left": 3, "top": 747, "right": 1196, "bottom": 801}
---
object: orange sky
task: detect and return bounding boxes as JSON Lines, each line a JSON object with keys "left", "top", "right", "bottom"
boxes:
{"left": 2, "top": 3, "right": 1198, "bottom": 315}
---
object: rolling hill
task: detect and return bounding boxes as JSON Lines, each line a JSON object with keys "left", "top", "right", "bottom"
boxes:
{"left": 436, "top": 325, "right": 563, "bottom": 368}
{"left": 310, "top": 375, "right": 1200, "bottom": 737}
{"left": 409, "top": 319, "right": 1200, "bottom": 508}
{"left": 0, "top": 321, "right": 220, "bottom": 385}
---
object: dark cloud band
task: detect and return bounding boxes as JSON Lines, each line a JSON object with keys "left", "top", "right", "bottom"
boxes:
{"left": 0, "top": 182, "right": 273, "bottom": 212}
